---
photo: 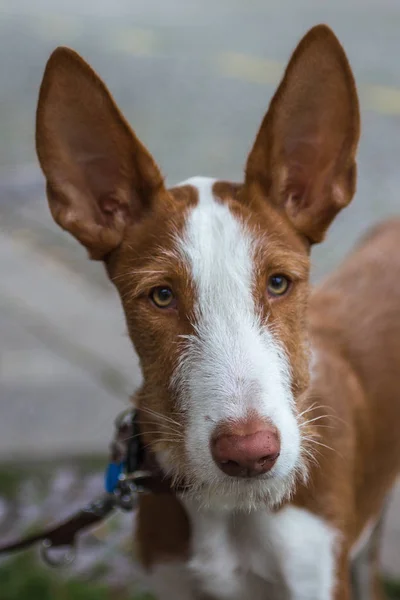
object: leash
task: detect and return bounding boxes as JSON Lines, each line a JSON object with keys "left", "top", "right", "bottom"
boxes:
{"left": 0, "top": 408, "right": 173, "bottom": 567}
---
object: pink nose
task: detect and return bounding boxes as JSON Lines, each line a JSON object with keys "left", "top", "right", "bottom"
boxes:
{"left": 211, "top": 423, "right": 280, "bottom": 478}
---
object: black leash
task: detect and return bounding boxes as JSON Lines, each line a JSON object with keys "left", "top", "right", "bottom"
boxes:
{"left": 0, "top": 408, "right": 171, "bottom": 567}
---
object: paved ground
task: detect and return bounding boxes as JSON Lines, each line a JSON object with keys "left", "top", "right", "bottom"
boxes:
{"left": 1, "top": 0, "right": 400, "bottom": 578}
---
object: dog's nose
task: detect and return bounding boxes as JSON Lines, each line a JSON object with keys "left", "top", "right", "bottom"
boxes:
{"left": 211, "top": 424, "right": 280, "bottom": 478}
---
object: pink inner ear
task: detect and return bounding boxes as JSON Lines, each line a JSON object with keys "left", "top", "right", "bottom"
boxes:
{"left": 284, "top": 129, "right": 326, "bottom": 171}
{"left": 100, "top": 196, "right": 121, "bottom": 215}
{"left": 283, "top": 142, "right": 318, "bottom": 210}
{"left": 283, "top": 133, "right": 333, "bottom": 210}
{"left": 80, "top": 155, "right": 123, "bottom": 200}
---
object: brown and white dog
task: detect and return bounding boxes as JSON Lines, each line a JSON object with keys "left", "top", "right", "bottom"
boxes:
{"left": 35, "top": 24, "right": 400, "bottom": 600}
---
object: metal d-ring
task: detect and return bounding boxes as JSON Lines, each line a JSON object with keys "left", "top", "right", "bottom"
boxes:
{"left": 40, "top": 539, "right": 76, "bottom": 567}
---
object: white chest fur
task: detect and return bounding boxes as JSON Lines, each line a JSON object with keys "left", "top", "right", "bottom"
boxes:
{"left": 146, "top": 502, "right": 339, "bottom": 600}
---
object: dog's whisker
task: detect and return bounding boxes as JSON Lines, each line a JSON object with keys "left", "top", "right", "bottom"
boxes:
{"left": 139, "top": 406, "right": 181, "bottom": 428}
{"left": 297, "top": 402, "right": 320, "bottom": 418}
{"left": 143, "top": 438, "right": 182, "bottom": 447}
{"left": 138, "top": 421, "right": 183, "bottom": 435}
{"left": 303, "top": 423, "right": 336, "bottom": 430}
{"left": 300, "top": 414, "right": 331, "bottom": 425}
{"left": 121, "top": 431, "right": 184, "bottom": 443}
{"left": 302, "top": 436, "right": 342, "bottom": 458}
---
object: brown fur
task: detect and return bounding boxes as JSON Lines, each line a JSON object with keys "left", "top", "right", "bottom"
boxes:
{"left": 35, "top": 23, "right": 399, "bottom": 599}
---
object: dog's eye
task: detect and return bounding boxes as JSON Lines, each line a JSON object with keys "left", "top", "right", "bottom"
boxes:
{"left": 150, "top": 286, "right": 176, "bottom": 308}
{"left": 267, "top": 274, "right": 291, "bottom": 297}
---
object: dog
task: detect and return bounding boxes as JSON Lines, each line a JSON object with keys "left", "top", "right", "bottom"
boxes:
{"left": 35, "top": 24, "right": 400, "bottom": 599}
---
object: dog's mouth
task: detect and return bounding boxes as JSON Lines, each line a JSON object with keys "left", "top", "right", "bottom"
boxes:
{"left": 155, "top": 449, "right": 302, "bottom": 511}
{"left": 181, "top": 470, "right": 298, "bottom": 511}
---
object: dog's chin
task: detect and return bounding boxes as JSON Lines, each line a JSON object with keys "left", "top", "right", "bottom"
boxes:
{"left": 155, "top": 449, "right": 305, "bottom": 512}
{"left": 179, "top": 471, "right": 298, "bottom": 512}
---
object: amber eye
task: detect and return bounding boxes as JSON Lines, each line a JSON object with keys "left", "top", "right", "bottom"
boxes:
{"left": 267, "top": 274, "right": 291, "bottom": 297}
{"left": 150, "top": 286, "right": 175, "bottom": 308}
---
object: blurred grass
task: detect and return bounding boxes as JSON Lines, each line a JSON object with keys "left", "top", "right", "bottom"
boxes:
{"left": 0, "top": 456, "right": 107, "bottom": 500}
{"left": 0, "top": 553, "right": 399, "bottom": 600}
{"left": 386, "top": 578, "right": 400, "bottom": 599}
{"left": 0, "top": 553, "right": 154, "bottom": 600}
{"left": 0, "top": 467, "right": 23, "bottom": 499}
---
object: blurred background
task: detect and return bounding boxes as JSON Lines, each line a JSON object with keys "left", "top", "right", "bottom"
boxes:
{"left": 1, "top": 0, "right": 400, "bottom": 598}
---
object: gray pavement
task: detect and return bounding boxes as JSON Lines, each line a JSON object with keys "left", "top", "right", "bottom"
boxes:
{"left": 1, "top": 0, "right": 400, "bottom": 578}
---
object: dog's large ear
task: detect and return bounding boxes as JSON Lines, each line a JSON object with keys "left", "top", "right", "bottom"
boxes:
{"left": 36, "top": 48, "right": 166, "bottom": 259}
{"left": 244, "top": 25, "right": 360, "bottom": 244}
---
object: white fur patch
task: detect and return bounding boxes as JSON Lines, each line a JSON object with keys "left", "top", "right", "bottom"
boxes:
{"left": 268, "top": 506, "right": 339, "bottom": 599}
{"left": 143, "top": 562, "right": 195, "bottom": 600}
{"left": 143, "top": 503, "right": 338, "bottom": 600}
{"left": 169, "top": 176, "right": 302, "bottom": 509}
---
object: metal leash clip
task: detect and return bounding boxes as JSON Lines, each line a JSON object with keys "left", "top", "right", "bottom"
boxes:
{"left": 113, "top": 471, "right": 151, "bottom": 511}
{"left": 39, "top": 494, "right": 116, "bottom": 567}
{"left": 105, "top": 408, "right": 151, "bottom": 512}
{"left": 40, "top": 540, "right": 76, "bottom": 568}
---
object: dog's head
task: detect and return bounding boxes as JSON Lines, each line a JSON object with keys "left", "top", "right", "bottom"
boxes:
{"left": 36, "top": 25, "right": 359, "bottom": 510}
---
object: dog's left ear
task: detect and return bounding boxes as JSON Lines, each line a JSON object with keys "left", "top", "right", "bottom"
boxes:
{"left": 244, "top": 25, "right": 360, "bottom": 243}
{"left": 36, "top": 47, "right": 166, "bottom": 260}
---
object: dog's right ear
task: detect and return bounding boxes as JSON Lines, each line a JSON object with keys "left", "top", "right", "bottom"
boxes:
{"left": 244, "top": 25, "right": 360, "bottom": 244}
{"left": 36, "top": 48, "right": 166, "bottom": 259}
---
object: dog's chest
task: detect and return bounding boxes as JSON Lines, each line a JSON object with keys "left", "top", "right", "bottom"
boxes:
{"left": 185, "top": 504, "right": 278, "bottom": 599}
{"left": 183, "top": 502, "right": 338, "bottom": 600}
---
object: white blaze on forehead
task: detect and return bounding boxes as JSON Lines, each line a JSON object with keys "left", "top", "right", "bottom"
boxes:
{"left": 171, "top": 176, "right": 302, "bottom": 508}
{"left": 178, "top": 177, "right": 255, "bottom": 323}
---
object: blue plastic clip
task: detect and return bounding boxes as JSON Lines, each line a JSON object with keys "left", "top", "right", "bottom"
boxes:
{"left": 104, "top": 461, "right": 124, "bottom": 494}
